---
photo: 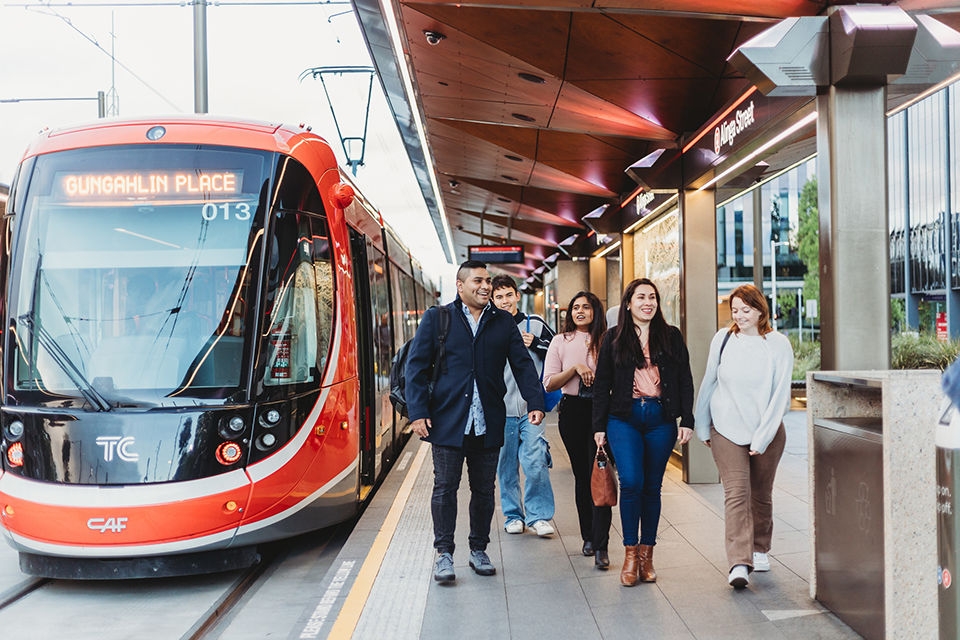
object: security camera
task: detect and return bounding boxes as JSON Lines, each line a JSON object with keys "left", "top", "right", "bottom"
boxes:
{"left": 423, "top": 30, "right": 446, "bottom": 46}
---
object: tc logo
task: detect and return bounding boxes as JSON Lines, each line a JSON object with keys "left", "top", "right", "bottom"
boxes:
{"left": 96, "top": 436, "right": 139, "bottom": 462}
{"left": 87, "top": 517, "right": 129, "bottom": 533}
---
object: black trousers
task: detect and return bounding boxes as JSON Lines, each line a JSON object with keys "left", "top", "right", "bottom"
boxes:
{"left": 557, "top": 395, "right": 612, "bottom": 551}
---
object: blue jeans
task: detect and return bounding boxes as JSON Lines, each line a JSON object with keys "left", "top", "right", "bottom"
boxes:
{"left": 606, "top": 398, "right": 678, "bottom": 547}
{"left": 497, "top": 415, "right": 555, "bottom": 525}
{"left": 431, "top": 435, "right": 500, "bottom": 554}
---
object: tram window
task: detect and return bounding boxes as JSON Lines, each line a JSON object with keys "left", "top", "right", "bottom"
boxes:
{"left": 11, "top": 144, "right": 269, "bottom": 402}
{"left": 262, "top": 210, "right": 333, "bottom": 388}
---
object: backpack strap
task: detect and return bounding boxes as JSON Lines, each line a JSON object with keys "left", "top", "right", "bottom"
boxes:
{"left": 718, "top": 330, "right": 733, "bottom": 364}
{"left": 433, "top": 305, "right": 451, "bottom": 381}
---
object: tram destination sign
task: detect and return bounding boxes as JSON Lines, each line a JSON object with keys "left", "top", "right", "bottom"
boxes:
{"left": 54, "top": 170, "right": 244, "bottom": 199}
{"left": 468, "top": 244, "right": 525, "bottom": 264}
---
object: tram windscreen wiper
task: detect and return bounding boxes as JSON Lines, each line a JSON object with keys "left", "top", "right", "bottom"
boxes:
{"left": 18, "top": 315, "right": 112, "bottom": 412}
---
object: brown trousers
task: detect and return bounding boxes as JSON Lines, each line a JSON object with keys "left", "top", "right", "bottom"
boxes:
{"left": 709, "top": 424, "right": 786, "bottom": 571}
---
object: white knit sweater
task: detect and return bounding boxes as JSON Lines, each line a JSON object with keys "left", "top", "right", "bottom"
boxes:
{"left": 694, "top": 329, "right": 794, "bottom": 454}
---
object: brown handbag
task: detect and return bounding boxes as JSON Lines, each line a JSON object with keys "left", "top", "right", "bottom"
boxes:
{"left": 591, "top": 446, "right": 618, "bottom": 507}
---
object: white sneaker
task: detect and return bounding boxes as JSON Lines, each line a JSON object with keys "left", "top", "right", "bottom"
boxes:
{"left": 530, "top": 520, "right": 554, "bottom": 537}
{"left": 728, "top": 564, "right": 749, "bottom": 588}
{"left": 504, "top": 519, "right": 524, "bottom": 534}
{"left": 753, "top": 552, "right": 770, "bottom": 572}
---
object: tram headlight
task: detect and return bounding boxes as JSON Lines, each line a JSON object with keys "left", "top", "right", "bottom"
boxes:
{"left": 259, "top": 409, "right": 282, "bottom": 428}
{"left": 219, "top": 415, "right": 247, "bottom": 439}
{"left": 5, "top": 420, "right": 24, "bottom": 442}
{"left": 255, "top": 433, "right": 277, "bottom": 451}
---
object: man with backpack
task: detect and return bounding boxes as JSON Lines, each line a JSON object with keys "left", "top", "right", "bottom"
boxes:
{"left": 490, "top": 274, "right": 556, "bottom": 537}
{"left": 405, "top": 260, "right": 545, "bottom": 584}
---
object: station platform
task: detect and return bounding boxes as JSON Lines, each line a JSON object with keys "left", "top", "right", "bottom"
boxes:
{"left": 307, "top": 410, "right": 862, "bottom": 640}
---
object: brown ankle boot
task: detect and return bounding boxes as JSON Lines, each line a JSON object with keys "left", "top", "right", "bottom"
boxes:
{"left": 620, "top": 545, "right": 639, "bottom": 586}
{"left": 638, "top": 544, "right": 657, "bottom": 582}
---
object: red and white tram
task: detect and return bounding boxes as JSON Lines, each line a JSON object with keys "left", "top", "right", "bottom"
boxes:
{"left": 0, "top": 116, "right": 434, "bottom": 577}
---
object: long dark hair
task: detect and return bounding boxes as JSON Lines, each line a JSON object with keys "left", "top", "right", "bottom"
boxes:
{"left": 613, "top": 278, "right": 673, "bottom": 367}
{"left": 561, "top": 291, "right": 606, "bottom": 359}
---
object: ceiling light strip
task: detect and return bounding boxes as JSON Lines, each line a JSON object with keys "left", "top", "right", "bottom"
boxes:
{"left": 380, "top": 0, "right": 457, "bottom": 262}
{"left": 596, "top": 240, "right": 622, "bottom": 258}
{"left": 716, "top": 152, "right": 817, "bottom": 208}
{"left": 887, "top": 70, "right": 960, "bottom": 117}
{"left": 623, "top": 194, "right": 679, "bottom": 235}
{"left": 697, "top": 110, "right": 818, "bottom": 192}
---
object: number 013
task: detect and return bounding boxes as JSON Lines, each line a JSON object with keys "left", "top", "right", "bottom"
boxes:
{"left": 202, "top": 202, "right": 252, "bottom": 220}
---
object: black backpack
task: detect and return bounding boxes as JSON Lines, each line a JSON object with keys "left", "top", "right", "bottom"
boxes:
{"left": 389, "top": 305, "right": 451, "bottom": 418}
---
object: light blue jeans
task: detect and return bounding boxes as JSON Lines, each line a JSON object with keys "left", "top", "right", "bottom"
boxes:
{"left": 497, "top": 415, "right": 555, "bottom": 525}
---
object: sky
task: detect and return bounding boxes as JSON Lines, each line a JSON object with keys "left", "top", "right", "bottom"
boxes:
{"left": 0, "top": 0, "right": 456, "bottom": 292}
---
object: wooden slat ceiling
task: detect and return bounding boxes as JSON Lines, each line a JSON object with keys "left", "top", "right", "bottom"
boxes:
{"left": 365, "top": 0, "right": 960, "bottom": 279}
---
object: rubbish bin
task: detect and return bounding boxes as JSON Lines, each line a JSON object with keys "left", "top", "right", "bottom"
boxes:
{"left": 813, "top": 417, "right": 884, "bottom": 640}
{"left": 937, "top": 402, "right": 960, "bottom": 640}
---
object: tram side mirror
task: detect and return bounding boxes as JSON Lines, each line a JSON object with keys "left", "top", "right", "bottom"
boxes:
{"left": 330, "top": 183, "right": 355, "bottom": 210}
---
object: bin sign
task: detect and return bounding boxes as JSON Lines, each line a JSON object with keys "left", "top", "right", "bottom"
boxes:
{"left": 937, "top": 401, "right": 960, "bottom": 639}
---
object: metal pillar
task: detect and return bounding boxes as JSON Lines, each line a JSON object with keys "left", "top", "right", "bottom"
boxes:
{"left": 193, "top": 0, "right": 208, "bottom": 114}
{"left": 817, "top": 85, "right": 891, "bottom": 368}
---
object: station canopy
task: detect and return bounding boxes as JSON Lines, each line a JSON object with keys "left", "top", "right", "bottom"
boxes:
{"left": 354, "top": 0, "right": 960, "bottom": 282}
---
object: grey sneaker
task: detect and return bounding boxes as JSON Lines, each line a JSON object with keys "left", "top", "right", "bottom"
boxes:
{"left": 469, "top": 549, "right": 496, "bottom": 576}
{"left": 434, "top": 552, "right": 455, "bottom": 583}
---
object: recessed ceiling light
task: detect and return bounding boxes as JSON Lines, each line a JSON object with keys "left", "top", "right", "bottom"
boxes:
{"left": 511, "top": 113, "right": 535, "bottom": 123}
{"left": 518, "top": 72, "right": 546, "bottom": 84}
{"left": 504, "top": 154, "right": 523, "bottom": 162}
{"left": 501, "top": 175, "right": 519, "bottom": 182}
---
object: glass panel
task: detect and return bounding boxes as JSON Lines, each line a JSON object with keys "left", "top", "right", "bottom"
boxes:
{"left": 12, "top": 145, "right": 268, "bottom": 405}
{"left": 263, "top": 211, "right": 333, "bottom": 386}
{"left": 632, "top": 209, "right": 680, "bottom": 327}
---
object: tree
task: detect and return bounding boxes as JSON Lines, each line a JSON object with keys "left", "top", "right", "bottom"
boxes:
{"left": 796, "top": 178, "right": 819, "bottom": 318}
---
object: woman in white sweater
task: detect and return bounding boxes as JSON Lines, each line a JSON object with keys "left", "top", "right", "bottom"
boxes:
{"left": 694, "top": 284, "right": 794, "bottom": 589}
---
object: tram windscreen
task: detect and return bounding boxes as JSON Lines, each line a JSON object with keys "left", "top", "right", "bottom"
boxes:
{"left": 10, "top": 145, "right": 271, "bottom": 406}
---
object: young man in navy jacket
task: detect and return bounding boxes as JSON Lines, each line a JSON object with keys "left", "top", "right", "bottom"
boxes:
{"left": 406, "top": 260, "right": 545, "bottom": 583}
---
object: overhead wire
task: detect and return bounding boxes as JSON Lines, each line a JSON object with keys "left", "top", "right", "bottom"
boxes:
{"left": 26, "top": 1, "right": 183, "bottom": 112}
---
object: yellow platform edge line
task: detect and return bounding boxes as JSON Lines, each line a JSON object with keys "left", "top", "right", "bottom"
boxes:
{"left": 328, "top": 441, "right": 429, "bottom": 638}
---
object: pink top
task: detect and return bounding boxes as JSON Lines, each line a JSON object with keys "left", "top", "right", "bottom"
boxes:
{"left": 543, "top": 331, "right": 597, "bottom": 396}
{"left": 633, "top": 342, "right": 661, "bottom": 397}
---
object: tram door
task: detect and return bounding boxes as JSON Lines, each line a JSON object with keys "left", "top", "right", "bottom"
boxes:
{"left": 349, "top": 229, "right": 393, "bottom": 491}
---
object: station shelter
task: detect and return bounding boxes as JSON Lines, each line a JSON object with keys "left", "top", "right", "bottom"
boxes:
{"left": 350, "top": 2, "right": 960, "bottom": 483}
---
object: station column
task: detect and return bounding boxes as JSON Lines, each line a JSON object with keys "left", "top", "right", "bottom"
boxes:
{"left": 680, "top": 187, "right": 719, "bottom": 483}
{"left": 816, "top": 84, "right": 890, "bottom": 369}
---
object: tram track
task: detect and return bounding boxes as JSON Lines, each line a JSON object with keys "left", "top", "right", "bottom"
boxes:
{"left": 0, "top": 524, "right": 343, "bottom": 640}
{"left": 184, "top": 543, "right": 282, "bottom": 640}
{"left": 0, "top": 576, "right": 50, "bottom": 612}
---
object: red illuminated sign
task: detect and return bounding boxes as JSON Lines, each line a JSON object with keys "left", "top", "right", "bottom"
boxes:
{"left": 468, "top": 244, "right": 525, "bottom": 264}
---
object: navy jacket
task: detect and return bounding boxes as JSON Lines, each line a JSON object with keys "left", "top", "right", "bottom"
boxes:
{"left": 591, "top": 325, "right": 695, "bottom": 432}
{"left": 405, "top": 298, "right": 545, "bottom": 448}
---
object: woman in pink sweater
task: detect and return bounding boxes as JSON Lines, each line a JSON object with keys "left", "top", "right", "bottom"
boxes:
{"left": 543, "top": 291, "right": 611, "bottom": 569}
